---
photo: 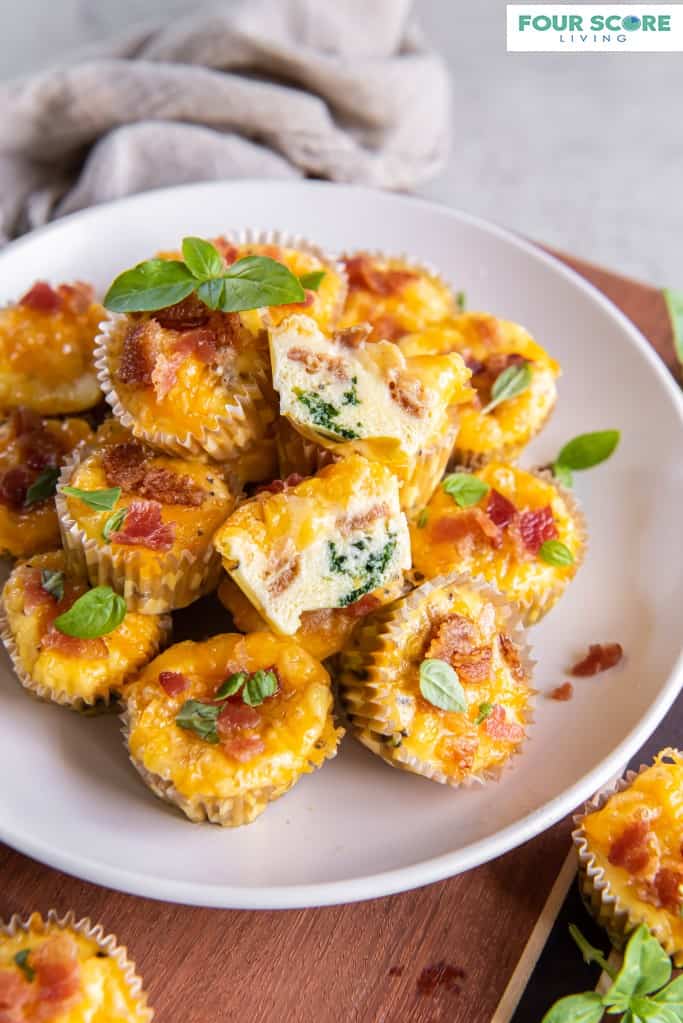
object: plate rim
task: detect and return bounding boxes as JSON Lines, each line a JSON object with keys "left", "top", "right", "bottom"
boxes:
{"left": 1, "top": 179, "right": 682, "bottom": 909}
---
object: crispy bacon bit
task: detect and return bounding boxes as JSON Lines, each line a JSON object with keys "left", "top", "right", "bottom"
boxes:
{"left": 431, "top": 507, "right": 501, "bottom": 553}
{"left": 484, "top": 705, "right": 524, "bottom": 743}
{"left": 266, "top": 550, "right": 301, "bottom": 597}
{"left": 609, "top": 819, "right": 651, "bottom": 873}
{"left": 159, "top": 671, "right": 188, "bottom": 696}
{"left": 371, "top": 316, "right": 405, "bottom": 342}
{"left": 102, "top": 443, "right": 148, "bottom": 490}
{"left": 388, "top": 372, "right": 427, "bottom": 417}
{"left": 287, "top": 346, "right": 349, "bottom": 381}
{"left": 486, "top": 489, "right": 516, "bottom": 529}
{"left": 41, "top": 628, "right": 108, "bottom": 659}
{"left": 154, "top": 294, "right": 209, "bottom": 330}
{"left": 0, "top": 466, "right": 32, "bottom": 510}
{"left": 550, "top": 682, "right": 574, "bottom": 701}
{"left": 344, "top": 256, "right": 418, "bottom": 296}
{"left": 518, "top": 506, "right": 557, "bottom": 555}
{"left": 453, "top": 648, "right": 493, "bottom": 684}
{"left": 102, "top": 443, "right": 205, "bottom": 506}
{"left": 441, "top": 734, "right": 479, "bottom": 772}
{"left": 463, "top": 353, "right": 485, "bottom": 376}
{"left": 426, "top": 615, "right": 477, "bottom": 661}
{"left": 119, "top": 324, "right": 156, "bottom": 386}
{"left": 222, "top": 735, "right": 266, "bottom": 762}
{"left": 22, "top": 568, "right": 56, "bottom": 613}
{"left": 18, "top": 429, "right": 64, "bottom": 472}
{"left": 498, "top": 633, "right": 527, "bottom": 682}
{"left": 151, "top": 351, "right": 186, "bottom": 401}
{"left": 337, "top": 502, "right": 390, "bottom": 536}
{"left": 57, "top": 281, "right": 93, "bottom": 315}
{"left": 255, "top": 474, "right": 306, "bottom": 496}
{"left": 0, "top": 967, "right": 32, "bottom": 1023}
{"left": 30, "top": 934, "right": 82, "bottom": 1020}
{"left": 218, "top": 702, "right": 261, "bottom": 734}
{"left": 345, "top": 594, "right": 382, "bottom": 619}
{"left": 19, "top": 281, "right": 62, "bottom": 313}
{"left": 212, "top": 237, "right": 239, "bottom": 265}
{"left": 652, "top": 868, "right": 683, "bottom": 911}
{"left": 333, "top": 324, "right": 372, "bottom": 349}
{"left": 110, "top": 499, "right": 175, "bottom": 551}
{"left": 173, "top": 328, "right": 217, "bottom": 363}
{"left": 570, "top": 643, "right": 623, "bottom": 677}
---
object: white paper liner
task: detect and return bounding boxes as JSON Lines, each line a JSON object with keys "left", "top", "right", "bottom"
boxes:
{"left": 337, "top": 571, "right": 536, "bottom": 788}
{"left": 0, "top": 910, "right": 153, "bottom": 1021}
{"left": 56, "top": 444, "right": 224, "bottom": 614}
{"left": 572, "top": 755, "right": 683, "bottom": 961}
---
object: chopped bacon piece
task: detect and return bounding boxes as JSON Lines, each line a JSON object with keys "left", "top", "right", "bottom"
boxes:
{"left": 119, "top": 324, "right": 156, "bottom": 386}
{"left": 486, "top": 489, "right": 516, "bottom": 529}
{"left": 463, "top": 353, "right": 485, "bottom": 376}
{"left": 609, "top": 819, "right": 651, "bottom": 873}
{"left": 217, "top": 702, "right": 261, "bottom": 735}
{"left": 151, "top": 351, "right": 186, "bottom": 401}
{"left": 498, "top": 633, "right": 526, "bottom": 681}
{"left": 345, "top": 594, "right": 382, "bottom": 619}
{"left": 159, "top": 671, "right": 188, "bottom": 696}
{"left": 287, "top": 346, "right": 349, "bottom": 380}
{"left": 337, "top": 502, "right": 390, "bottom": 536}
{"left": 102, "top": 443, "right": 148, "bottom": 490}
{"left": 136, "top": 467, "right": 205, "bottom": 507}
{"left": 19, "top": 281, "right": 62, "bottom": 313}
{"left": 41, "top": 628, "right": 108, "bottom": 659}
{"left": 212, "top": 237, "right": 239, "bottom": 265}
{"left": 550, "top": 682, "right": 574, "bottom": 701}
{"left": 22, "top": 568, "right": 56, "bottom": 613}
{"left": 172, "top": 328, "right": 217, "bottom": 364}
{"left": 344, "top": 256, "right": 417, "bottom": 296}
{"left": 57, "top": 281, "right": 93, "bottom": 315}
{"left": 0, "top": 967, "right": 32, "bottom": 1023}
{"left": 0, "top": 466, "right": 32, "bottom": 510}
{"left": 484, "top": 705, "right": 524, "bottom": 743}
{"left": 18, "top": 428, "right": 64, "bottom": 472}
{"left": 652, "top": 867, "right": 683, "bottom": 911}
{"left": 570, "top": 643, "right": 623, "bottom": 677}
{"left": 388, "top": 372, "right": 427, "bottom": 417}
{"left": 333, "top": 324, "right": 372, "bottom": 348}
{"left": 452, "top": 648, "right": 493, "bottom": 684}
{"left": 255, "top": 474, "right": 306, "bottom": 496}
{"left": 371, "top": 316, "right": 405, "bottom": 342}
{"left": 431, "top": 507, "right": 501, "bottom": 552}
{"left": 154, "top": 294, "right": 209, "bottom": 330}
{"left": 518, "top": 506, "right": 557, "bottom": 555}
{"left": 426, "top": 615, "right": 477, "bottom": 661}
{"left": 30, "top": 934, "right": 82, "bottom": 1021}
{"left": 222, "top": 735, "right": 266, "bottom": 762}
{"left": 109, "top": 499, "right": 175, "bottom": 551}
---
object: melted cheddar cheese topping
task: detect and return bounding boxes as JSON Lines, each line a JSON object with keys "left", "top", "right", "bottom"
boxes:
{"left": 0, "top": 915, "right": 149, "bottom": 1022}
{"left": 2, "top": 551, "right": 168, "bottom": 705}
{"left": 213, "top": 455, "right": 411, "bottom": 634}
{"left": 124, "top": 632, "right": 342, "bottom": 800}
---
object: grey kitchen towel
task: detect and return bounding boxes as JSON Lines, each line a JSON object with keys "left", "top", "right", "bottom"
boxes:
{"left": 0, "top": 0, "right": 450, "bottom": 242}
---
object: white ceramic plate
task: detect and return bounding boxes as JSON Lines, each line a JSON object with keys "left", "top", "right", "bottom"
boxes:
{"left": 0, "top": 181, "right": 681, "bottom": 909}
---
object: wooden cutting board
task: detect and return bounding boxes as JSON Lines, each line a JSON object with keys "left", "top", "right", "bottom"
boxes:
{"left": 0, "top": 249, "right": 678, "bottom": 1023}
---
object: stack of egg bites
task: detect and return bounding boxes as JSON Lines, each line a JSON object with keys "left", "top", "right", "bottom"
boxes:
{"left": 0, "top": 233, "right": 586, "bottom": 828}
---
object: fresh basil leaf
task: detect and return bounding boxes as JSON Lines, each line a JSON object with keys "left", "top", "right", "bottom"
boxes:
{"left": 24, "top": 466, "right": 59, "bottom": 506}
{"left": 541, "top": 992, "right": 604, "bottom": 1023}
{"left": 416, "top": 509, "right": 429, "bottom": 528}
{"left": 654, "top": 975, "right": 683, "bottom": 1009}
{"left": 103, "top": 259, "right": 196, "bottom": 313}
{"left": 552, "top": 462, "right": 574, "bottom": 488}
{"left": 630, "top": 997, "right": 681, "bottom": 1023}
{"left": 54, "top": 586, "right": 126, "bottom": 639}
{"left": 217, "top": 255, "right": 305, "bottom": 311}
{"left": 181, "top": 236, "right": 225, "bottom": 280}
{"left": 568, "top": 924, "right": 615, "bottom": 977}
{"left": 196, "top": 278, "right": 227, "bottom": 311}
{"left": 419, "top": 659, "right": 467, "bottom": 713}
{"left": 102, "top": 507, "right": 127, "bottom": 542}
{"left": 663, "top": 288, "right": 683, "bottom": 372}
{"left": 605, "top": 925, "right": 672, "bottom": 1004}
{"left": 215, "top": 672, "right": 248, "bottom": 700}
{"left": 475, "top": 702, "right": 493, "bottom": 725}
{"left": 175, "top": 700, "right": 220, "bottom": 743}
{"left": 456, "top": 290, "right": 466, "bottom": 313}
{"left": 481, "top": 361, "right": 533, "bottom": 415}
{"left": 556, "top": 430, "right": 620, "bottom": 471}
{"left": 442, "top": 473, "right": 490, "bottom": 508}
{"left": 243, "top": 669, "right": 278, "bottom": 707}
{"left": 539, "top": 540, "right": 574, "bottom": 566}
{"left": 13, "top": 949, "right": 35, "bottom": 982}
{"left": 40, "top": 569, "right": 64, "bottom": 601}
{"left": 299, "top": 270, "right": 326, "bottom": 291}
{"left": 62, "top": 485, "right": 121, "bottom": 511}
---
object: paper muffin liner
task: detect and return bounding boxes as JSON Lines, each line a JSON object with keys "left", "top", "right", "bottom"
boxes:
{"left": 337, "top": 572, "right": 535, "bottom": 788}
{"left": 120, "top": 705, "right": 340, "bottom": 828}
{"left": 572, "top": 755, "right": 683, "bottom": 965}
{"left": 56, "top": 445, "right": 223, "bottom": 614}
{"left": 400, "top": 409, "right": 461, "bottom": 516}
{"left": 449, "top": 398, "right": 558, "bottom": 471}
{"left": 275, "top": 418, "right": 340, "bottom": 479}
{"left": 1, "top": 909, "right": 153, "bottom": 1020}
{"left": 0, "top": 591, "right": 171, "bottom": 713}
{"left": 93, "top": 314, "right": 275, "bottom": 463}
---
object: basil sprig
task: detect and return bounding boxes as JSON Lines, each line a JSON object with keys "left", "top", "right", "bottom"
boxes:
{"left": 175, "top": 669, "right": 278, "bottom": 743}
{"left": 419, "top": 659, "right": 467, "bottom": 713}
{"left": 551, "top": 430, "right": 620, "bottom": 487}
{"left": 40, "top": 569, "right": 64, "bottom": 601}
{"left": 481, "top": 361, "right": 533, "bottom": 415}
{"left": 102, "top": 507, "right": 127, "bottom": 541}
{"left": 539, "top": 539, "right": 574, "bottom": 566}
{"left": 62, "top": 485, "right": 121, "bottom": 511}
{"left": 104, "top": 236, "right": 306, "bottom": 314}
{"left": 14, "top": 949, "right": 35, "bottom": 982}
{"left": 176, "top": 700, "right": 222, "bottom": 743}
{"left": 663, "top": 288, "right": 683, "bottom": 372}
{"left": 543, "top": 924, "right": 683, "bottom": 1023}
{"left": 475, "top": 702, "right": 493, "bottom": 725}
{"left": 299, "top": 270, "right": 326, "bottom": 291}
{"left": 24, "top": 466, "right": 59, "bottom": 507}
{"left": 456, "top": 290, "right": 466, "bottom": 313}
{"left": 54, "top": 586, "right": 126, "bottom": 638}
{"left": 442, "top": 473, "right": 490, "bottom": 508}
{"left": 243, "top": 669, "right": 278, "bottom": 706}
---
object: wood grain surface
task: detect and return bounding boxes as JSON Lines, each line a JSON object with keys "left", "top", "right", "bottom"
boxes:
{"left": 0, "top": 252, "right": 677, "bottom": 1023}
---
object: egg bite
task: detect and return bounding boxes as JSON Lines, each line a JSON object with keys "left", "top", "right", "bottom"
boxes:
{"left": 217, "top": 572, "right": 408, "bottom": 661}
{"left": 0, "top": 550, "right": 170, "bottom": 710}
{"left": 94, "top": 297, "right": 276, "bottom": 462}
{"left": 213, "top": 455, "right": 411, "bottom": 636}
{"left": 338, "top": 252, "right": 455, "bottom": 341}
{"left": 410, "top": 463, "right": 585, "bottom": 624}
{"left": 0, "top": 409, "right": 92, "bottom": 558}
{"left": 57, "top": 422, "right": 237, "bottom": 614}
{"left": 337, "top": 574, "right": 533, "bottom": 786}
{"left": 0, "top": 281, "right": 104, "bottom": 415}
{"left": 268, "top": 314, "right": 472, "bottom": 514}
{"left": 123, "top": 631, "right": 343, "bottom": 826}
{"left": 0, "top": 910, "right": 152, "bottom": 1022}
{"left": 399, "top": 313, "right": 560, "bottom": 468}
{"left": 574, "top": 750, "right": 683, "bottom": 965}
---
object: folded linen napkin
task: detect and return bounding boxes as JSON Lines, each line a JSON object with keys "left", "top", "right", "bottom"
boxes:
{"left": 0, "top": 0, "right": 450, "bottom": 242}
